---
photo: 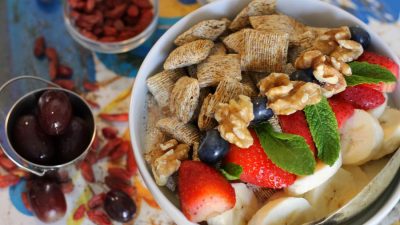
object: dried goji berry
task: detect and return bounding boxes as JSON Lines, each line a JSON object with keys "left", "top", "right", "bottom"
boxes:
{"left": 105, "top": 3, "right": 128, "bottom": 19}
{"left": 61, "top": 181, "right": 74, "bottom": 194}
{"left": 109, "top": 141, "right": 129, "bottom": 160}
{"left": 127, "top": 5, "right": 139, "bottom": 17}
{"left": 73, "top": 204, "right": 86, "bottom": 220}
{"left": 103, "top": 26, "right": 118, "bottom": 36}
{"left": 45, "top": 47, "right": 58, "bottom": 62}
{"left": 126, "top": 147, "right": 137, "bottom": 175}
{"left": 88, "top": 193, "right": 106, "bottom": 209}
{"left": 33, "top": 36, "right": 46, "bottom": 58}
{"left": 0, "top": 174, "right": 20, "bottom": 188}
{"left": 102, "top": 127, "right": 118, "bottom": 140}
{"left": 68, "top": 0, "right": 85, "bottom": 9}
{"left": 85, "top": 151, "right": 98, "bottom": 164}
{"left": 10, "top": 169, "right": 28, "bottom": 178}
{"left": 108, "top": 167, "right": 132, "bottom": 181}
{"left": 91, "top": 133, "right": 100, "bottom": 150}
{"left": 113, "top": 19, "right": 125, "bottom": 31}
{"left": 83, "top": 80, "right": 99, "bottom": 91}
{"left": 99, "top": 113, "right": 129, "bottom": 122}
{"left": 87, "top": 209, "right": 111, "bottom": 225}
{"left": 133, "top": 0, "right": 153, "bottom": 8}
{"left": 54, "top": 79, "right": 75, "bottom": 91}
{"left": 80, "top": 29, "right": 97, "bottom": 40}
{"left": 98, "top": 138, "right": 123, "bottom": 159}
{"left": 0, "top": 156, "right": 17, "bottom": 171}
{"left": 105, "top": 175, "right": 134, "bottom": 195}
{"left": 57, "top": 65, "right": 73, "bottom": 78}
{"left": 21, "top": 192, "right": 32, "bottom": 212}
{"left": 85, "top": 0, "right": 96, "bottom": 12}
{"left": 132, "top": 8, "right": 153, "bottom": 33}
{"left": 85, "top": 98, "right": 100, "bottom": 109}
{"left": 49, "top": 61, "right": 58, "bottom": 80}
{"left": 80, "top": 161, "right": 95, "bottom": 183}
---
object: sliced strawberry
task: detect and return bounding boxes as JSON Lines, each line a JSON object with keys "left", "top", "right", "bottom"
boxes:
{"left": 358, "top": 51, "right": 399, "bottom": 92}
{"left": 336, "top": 85, "right": 385, "bottom": 110}
{"left": 279, "top": 111, "right": 316, "bottom": 156}
{"left": 178, "top": 161, "right": 235, "bottom": 223}
{"left": 328, "top": 96, "right": 355, "bottom": 128}
{"left": 224, "top": 131, "right": 296, "bottom": 189}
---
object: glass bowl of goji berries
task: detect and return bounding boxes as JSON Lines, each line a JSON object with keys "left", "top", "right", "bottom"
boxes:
{"left": 63, "top": 0, "right": 158, "bottom": 53}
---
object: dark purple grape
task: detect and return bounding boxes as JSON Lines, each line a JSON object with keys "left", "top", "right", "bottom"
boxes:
{"left": 104, "top": 190, "right": 136, "bottom": 223}
{"left": 289, "top": 69, "right": 316, "bottom": 83}
{"left": 38, "top": 90, "right": 72, "bottom": 135}
{"left": 198, "top": 129, "right": 230, "bottom": 165}
{"left": 28, "top": 179, "right": 66, "bottom": 223}
{"left": 11, "top": 115, "right": 55, "bottom": 165}
{"left": 57, "top": 117, "right": 90, "bottom": 164}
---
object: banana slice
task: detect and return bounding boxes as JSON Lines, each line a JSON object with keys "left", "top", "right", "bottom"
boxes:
{"left": 303, "top": 168, "right": 361, "bottom": 221}
{"left": 372, "top": 108, "right": 400, "bottom": 160}
{"left": 285, "top": 154, "right": 342, "bottom": 196}
{"left": 340, "top": 109, "right": 384, "bottom": 165}
{"left": 207, "top": 183, "right": 259, "bottom": 225}
{"left": 368, "top": 93, "right": 388, "bottom": 118}
{"left": 342, "top": 165, "right": 370, "bottom": 189}
{"left": 248, "top": 197, "right": 312, "bottom": 225}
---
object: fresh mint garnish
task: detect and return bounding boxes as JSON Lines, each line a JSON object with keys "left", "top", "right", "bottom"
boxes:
{"left": 345, "top": 62, "right": 397, "bottom": 86}
{"left": 254, "top": 123, "right": 316, "bottom": 176}
{"left": 304, "top": 97, "right": 340, "bottom": 166}
{"left": 220, "top": 163, "right": 242, "bottom": 180}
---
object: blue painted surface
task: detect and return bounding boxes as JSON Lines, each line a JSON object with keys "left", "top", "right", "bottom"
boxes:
{"left": 9, "top": 179, "right": 34, "bottom": 216}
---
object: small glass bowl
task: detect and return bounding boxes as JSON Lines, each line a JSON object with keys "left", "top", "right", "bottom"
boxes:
{"left": 63, "top": 0, "right": 159, "bottom": 54}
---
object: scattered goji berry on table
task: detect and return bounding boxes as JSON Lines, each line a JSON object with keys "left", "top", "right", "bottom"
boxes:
{"left": 0, "top": 156, "right": 17, "bottom": 171}
{"left": 99, "top": 113, "right": 129, "bottom": 122}
{"left": 33, "top": 36, "right": 46, "bottom": 58}
{"left": 73, "top": 204, "right": 86, "bottom": 221}
{"left": 88, "top": 193, "right": 106, "bottom": 209}
{"left": 80, "top": 161, "right": 95, "bottom": 183}
{"left": 98, "top": 138, "right": 123, "bottom": 160}
{"left": 102, "top": 127, "right": 118, "bottom": 140}
{"left": 108, "top": 167, "right": 132, "bottom": 181}
{"left": 0, "top": 174, "right": 20, "bottom": 188}
{"left": 87, "top": 209, "right": 111, "bottom": 225}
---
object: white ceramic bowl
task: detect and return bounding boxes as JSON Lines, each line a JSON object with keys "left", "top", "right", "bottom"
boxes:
{"left": 129, "top": 0, "right": 400, "bottom": 224}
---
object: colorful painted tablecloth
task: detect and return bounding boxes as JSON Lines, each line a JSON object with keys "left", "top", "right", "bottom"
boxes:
{"left": 0, "top": 0, "right": 399, "bottom": 224}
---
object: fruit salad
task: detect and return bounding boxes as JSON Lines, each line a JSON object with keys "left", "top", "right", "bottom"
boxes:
{"left": 144, "top": 0, "right": 400, "bottom": 224}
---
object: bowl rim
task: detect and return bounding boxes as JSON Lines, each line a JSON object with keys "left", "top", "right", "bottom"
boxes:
{"left": 129, "top": 0, "right": 400, "bottom": 224}
{"left": 62, "top": 0, "right": 159, "bottom": 53}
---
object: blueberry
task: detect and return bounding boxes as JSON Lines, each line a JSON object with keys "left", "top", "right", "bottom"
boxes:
{"left": 289, "top": 69, "right": 315, "bottom": 83}
{"left": 198, "top": 130, "right": 230, "bottom": 165}
{"left": 350, "top": 26, "right": 370, "bottom": 49}
{"left": 250, "top": 96, "right": 274, "bottom": 126}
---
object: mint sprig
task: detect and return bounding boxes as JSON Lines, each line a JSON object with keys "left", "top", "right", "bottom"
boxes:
{"left": 220, "top": 163, "right": 242, "bottom": 180}
{"left": 254, "top": 123, "right": 316, "bottom": 175}
{"left": 345, "top": 62, "right": 397, "bottom": 86}
{"left": 304, "top": 97, "right": 340, "bottom": 166}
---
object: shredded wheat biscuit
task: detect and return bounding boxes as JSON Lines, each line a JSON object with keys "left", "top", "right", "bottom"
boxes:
{"left": 229, "top": 0, "right": 276, "bottom": 31}
{"left": 169, "top": 77, "right": 200, "bottom": 123}
{"left": 156, "top": 117, "right": 200, "bottom": 145}
{"left": 164, "top": 40, "right": 214, "bottom": 70}
{"left": 198, "top": 94, "right": 218, "bottom": 131}
{"left": 146, "top": 69, "right": 186, "bottom": 108}
{"left": 206, "top": 80, "right": 253, "bottom": 117}
{"left": 209, "top": 42, "right": 227, "bottom": 56}
{"left": 241, "top": 30, "right": 289, "bottom": 72}
{"left": 197, "top": 54, "right": 242, "bottom": 88}
{"left": 222, "top": 29, "right": 252, "bottom": 53}
{"left": 174, "top": 20, "right": 228, "bottom": 46}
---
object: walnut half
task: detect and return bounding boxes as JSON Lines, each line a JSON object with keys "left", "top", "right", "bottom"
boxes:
{"left": 145, "top": 139, "right": 190, "bottom": 186}
{"left": 215, "top": 95, "right": 254, "bottom": 148}
{"left": 259, "top": 73, "right": 322, "bottom": 115}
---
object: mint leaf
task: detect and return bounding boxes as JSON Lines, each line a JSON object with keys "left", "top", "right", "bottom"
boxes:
{"left": 346, "top": 62, "right": 397, "bottom": 86}
{"left": 254, "top": 123, "right": 315, "bottom": 175}
{"left": 304, "top": 97, "right": 340, "bottom": 166}
{"left": 220, "top": 163, "right": 243, "bottom": 180}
